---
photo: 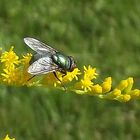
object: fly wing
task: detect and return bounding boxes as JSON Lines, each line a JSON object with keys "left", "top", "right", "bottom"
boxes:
{"left": 24, "top": 37, "right": 56, "bottom": 55}
{"left": 28, "top": 56, "right": 58, "bottom": 75}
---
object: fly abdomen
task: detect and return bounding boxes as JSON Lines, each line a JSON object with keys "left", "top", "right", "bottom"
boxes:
{"left": 29, "top": 53, "right": 49, "bottom": 65}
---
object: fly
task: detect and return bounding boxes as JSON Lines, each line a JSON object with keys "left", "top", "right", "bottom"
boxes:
{"left": 24, "top": 37, "right": 77, "bottom": 83}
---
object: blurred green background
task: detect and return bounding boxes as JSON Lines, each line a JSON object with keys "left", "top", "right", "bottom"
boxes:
{"left": 0, "top": 0, "right": 140, "bottom": 139}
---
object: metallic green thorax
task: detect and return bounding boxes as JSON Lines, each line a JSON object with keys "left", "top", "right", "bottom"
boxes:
{"left": 52, "top": 52, "right": 71, "bottom": 70}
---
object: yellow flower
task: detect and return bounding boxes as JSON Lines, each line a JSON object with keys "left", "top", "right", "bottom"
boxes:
{"left": 20, "top": 70, "right": 32, "bottom": 85}
{"left": 117, "top": 77, "right": 134, "bottom": 94}
{"left": 0, "top": 46, "right": 20, "bottom": 69}
{"left": 123, "top": 77, "right": 134, "bottom": 93}
{"left": 107, "top": 88, "right": 121, "bottom": 99}
{"left": 18, "top": 53, "right": 33, "bottom": 85}
{"left": 42, "top": 72, "right": 58, "bottom": 87}
{"left": 91, "top": 84, "right": 102, "bottom": 94}
{"left": 117, "top": 79, "right": 128, "bottom": 90}
{"left": 21, "top": 53, "right": 32, "bottom": 66}
{"left": 112, "top": 89, "right": 121, "bottom": 97}
{"left": 62, "top": 68, "right": 81, "bottom": 83}
{"left": 41, "top": 68, "right": 81, "bottom": 87}
{"left": 84, "top": 65, "right": 98, "bottom": 80}
{"left": 3, "top": 135, "right": 15, "bottom": 140}
{"left": 98, "top": 88, "right": 122, "bottom": 100}
{"left": 74, "top": 66, "right": 98, "bottom": 92}
{"left": 116, "top": 94, "right": 131, "bottom": 102}
{"left": 1, "top": 68, "right": 20, "bottom": 84}
{"left": 101, "top": 77, "right": 112, "bottom": 93}
{"left": 80, "top": 78, "right": 93, "bottom": 92}
{"left": 129, "top": 89, "right": 140, "bottom": 98}
{"left": 123, "top": 94, "right": 131, "bottom": 102}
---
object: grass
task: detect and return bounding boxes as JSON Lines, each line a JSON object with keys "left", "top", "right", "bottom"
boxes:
{"left": 0, "top": 0, "right": 140, "bottom": 139}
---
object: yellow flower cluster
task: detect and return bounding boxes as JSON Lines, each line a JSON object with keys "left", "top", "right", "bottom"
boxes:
{"left": 0, "top": 46, "right": 140, "bottom": 102}
{"left": 73, "top": 68, "right": 139, "bottom": 102}
{"left": 0, "top": 47, "right": 32, "bottom": 85}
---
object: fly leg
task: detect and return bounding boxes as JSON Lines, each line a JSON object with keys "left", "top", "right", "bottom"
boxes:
{"left": 53, "top": 72, "right": 67, "bottom": 91}
{"left": 59, "top": 69, "right": 67, "bottom": 77}
{"left": 27, "top": 75, "right": 36, "bottom": 81}
{"left": 62, "top": 72, "right": 67, "bottom": 78}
